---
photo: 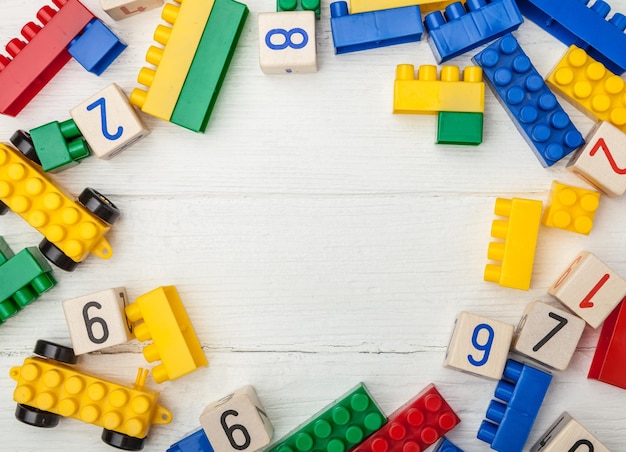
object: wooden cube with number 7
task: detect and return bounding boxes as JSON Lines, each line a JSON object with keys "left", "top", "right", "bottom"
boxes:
{"left": 200, "top": 386, "right": 273, "bottom": 452}
{"left": 63, "top": 287, "right": 134, "bottom": 355}
{"left": 548, "top": 252, "right": 626, "bottom": 328}
{"left": 444, "top": 312, "right": 514, "bottom": 380}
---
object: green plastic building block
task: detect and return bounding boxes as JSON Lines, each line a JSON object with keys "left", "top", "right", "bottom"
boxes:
{"left": 170, "top": 0, "right": 248, "bottom": 133}
{"left": 277, "top": 0, "right": 321, "bottom": 18}
{"left": 29, "top": 118, "right": 91, "bottom": 172}
{"left": 436, "top": 111, "right": 483, "bottom": 146}
{"left": 267, "top": 383, "right": 386, "bottom": 452}
{"left": 0, "top": 239, "right": 56, "bottom": 323}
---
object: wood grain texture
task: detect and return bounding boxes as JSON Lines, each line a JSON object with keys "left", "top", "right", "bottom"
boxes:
{"left": 1, "top": 0, "right": 626, "bottom": 450}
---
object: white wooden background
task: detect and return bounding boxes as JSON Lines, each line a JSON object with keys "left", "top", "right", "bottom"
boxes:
{"left": 1, "top": 0, "right": 626, "bottom": 450}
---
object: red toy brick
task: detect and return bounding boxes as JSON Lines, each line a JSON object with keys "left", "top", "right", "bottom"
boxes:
{"left": 0, "top": 0, "right": 94, "bottom": 116}
{"left": 588, "top": 298, "right": 626, "bottom": 390}
{"left": 353, "top": 384, "right": 460, "bottom": 452}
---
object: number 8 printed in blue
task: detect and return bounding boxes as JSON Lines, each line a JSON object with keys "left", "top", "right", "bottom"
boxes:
{"left": 265, "top": 28, "right": 309, "bottom": 50}
{"left": 468, "top": 323, "right": 494, "bottom": 366}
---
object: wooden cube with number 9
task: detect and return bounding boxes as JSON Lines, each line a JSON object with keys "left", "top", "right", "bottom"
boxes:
{"left": 63, "top": 287, "right": 134, "bottom": 355}
{"left": 199, "top": 386, "right": 273, "bottom": 452}
{"left": 444, "top": 311, "right": 514, "bottom": 380}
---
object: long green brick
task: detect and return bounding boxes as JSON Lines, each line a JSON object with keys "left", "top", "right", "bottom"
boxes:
{"left": 267, "top": 383, "right": 386, "bottom": 452}
{"left": 0, "top": 236, "right": 15, "bottom": 266}
{"left": 170, "top": 0, "right": 248, "bottom": 133}
{"left": 30, "top": 118, "right": 91, "bottom": 173}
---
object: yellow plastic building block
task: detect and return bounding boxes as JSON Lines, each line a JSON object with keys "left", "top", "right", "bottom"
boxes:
{"left": 125, "top": 286, "right": 208, "bottom": 383}
{"left": 349, "top": 0, "right": 455, "bottom": 14}
{"left": 484, "top": 198, "right": 543, "bottom": 291}
{"left": 10, "top": 360, "right": 171, "bottom": 439}
{"left": 542, "top": 181, "right": 600, "bottom": 235}
{"left": 130, "top": 0, "right": 215, "bottom": 121}
{"left": 546, "top": 46, "right": 626, "bottom": 134}
{"left": 393, "top": 64, "right": 484, "bottom": 114}
{"left": 0, "top": 143, "right": 112, "bottom": 263}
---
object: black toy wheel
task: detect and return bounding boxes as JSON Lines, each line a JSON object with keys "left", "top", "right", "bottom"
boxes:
{"left": 78, "top": 188, "right": 120, "bottom": 225}
{"left": 0, "top": 200, "right": 8, "bottom": 215}
{"left": 33, "top": 339, "right": 77, "bottom": 364}
{"left": 102, "top": 429, "right": 145, "bottom": 451}
{"left": 39, "top": 238, "right": 79, "bottom": 272}
{"left": 15, "top": 404, "right": 60, "bottom": 428}
{"left": 10, "top": 130, "right": 41, "bottom": 165}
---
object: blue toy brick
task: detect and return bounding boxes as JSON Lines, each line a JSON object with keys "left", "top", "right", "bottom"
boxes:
{"left": 515, "top": 0, "right": 626, "bottom": 75}
{"left": 68, "top": 19, "right": 127, "bottom": 75}
{"left": 435, "top": 437, "right": 464, "bottom": 451}
{"left": 330, "top": 2, "right": 423, "bottom": 54}
{"left": 167, "top": 428, "right": 215, "bottom": 452}
{"left": 472, "top": 34, "right": 584, "bottom": 167}
{"left": 477, "top": 359, "right": 552, "bottom": 452}
{"left": 424, "top": 0, "right": 523, "bottom": 63}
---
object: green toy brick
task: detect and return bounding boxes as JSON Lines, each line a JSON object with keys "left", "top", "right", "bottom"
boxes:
{"left": 277, "top": 0, "right": 321, "bottom": 19}
{"left": 0, "top": 236, "right": 15, "bottom": 266}
{"left": 170, "top": 0, "right": 248, "bottom": 133}
{"left": 436, "top": 111, "right": 483, "bottom": 146}
{"left": 29, "top": 118, "right": 91, "bottom": 172}
{"left": 267, "top": 383, "right": 386, "bottom": 452}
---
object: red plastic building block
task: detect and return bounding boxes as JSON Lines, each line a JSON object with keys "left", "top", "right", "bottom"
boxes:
{"left": 588, "top": 299, "right": 626, "bottom": 390}
{"left": 0, "top": 0, "right": 95, "bottom": 117}
{"left": 353, "top": 384, "right": 460, "bottom": 452}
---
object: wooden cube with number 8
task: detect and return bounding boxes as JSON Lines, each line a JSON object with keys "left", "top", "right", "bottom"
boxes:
{"left": 444, "top": 311, "right": 514, "bottom": 380}
{"left": 548, "top": 252, "right": 626, "bottom": 329}
{"left": 63, "top": 287, "right": 134, "bottom": 355}
{"left": 200, "top": 386, "right": 273, "bottom": 452}
{"left": 513, "top": 301, "right": 585, "bottom": 370}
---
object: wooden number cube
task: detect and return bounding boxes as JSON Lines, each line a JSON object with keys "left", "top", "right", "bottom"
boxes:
{"left": 63, "top": 287, "right": 134, "bottom": 355}
{"left": 258, "top": 12, "right": 317, "bottom": 74}
{"left": 100, "top": 0, "right": 164, "bottom": 21}
{"left": 70, "top": 83, "right": 150, "bottom": 159}
{"left": 548, "top": 252, "right": 626, "bottom": 328}
{"left": 199, "top": 386, "right": 273, "bottom": 452}
{"left": 531, "top": 412, "right": 610, "bottom": 452}
{"left": 512, "top": 300, "right": 585, "bottom": 370}
{"left": 568, "top": 121, "right": 626, "bottom": 197}
{"left": 444, "top": 311, "right": 514, "bottom": 380}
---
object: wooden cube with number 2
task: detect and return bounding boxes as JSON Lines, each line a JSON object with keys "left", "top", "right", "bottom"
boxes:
{"left": 531, "top": 412, "right": 610, "bottom": 452}
{"left": 200, "top": 385, "right": 273, "bottom": 452}
{"left": 63, "top": 287, "right": 134, "bottom": 355}
{"left": 548, "top": 252, "right": 626, "bottom": 328}
{"left": 444, "top": 311, "right": 514, "bottom": 380}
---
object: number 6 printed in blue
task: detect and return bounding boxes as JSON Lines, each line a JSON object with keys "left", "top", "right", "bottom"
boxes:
{"left": 87, "top": 97, "right": 124, "bottom": 141}
{"left": 468, "top": 323, "right": 494, "bottom": 366}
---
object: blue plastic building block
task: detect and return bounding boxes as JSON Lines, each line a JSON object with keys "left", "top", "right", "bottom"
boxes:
{"left": 330, "top": 2, "right": 423, "bottom": 54}
{"left": 68, "top": 19, "right": 127, "bottom": 75}
{"left": 435, "top": 437, "right": 464, "bottom": 452}
{"left": 477, "top": 359, "right": 552, "bottom": 452}
{"left": 424, "top": 0, "right": 523, "bottom": 63}
{"left": 168, "top": 428, "right": 214, "bottom": 452}
{"left": 472, "top": 34, "right": 584, "bottom": 167}
{"left": 516, "top": 0, "right": 626, "bottom": 75}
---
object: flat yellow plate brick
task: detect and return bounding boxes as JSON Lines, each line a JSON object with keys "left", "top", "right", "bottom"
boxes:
{"left": 349, "top": 0, "right": 455, "bottom": 14}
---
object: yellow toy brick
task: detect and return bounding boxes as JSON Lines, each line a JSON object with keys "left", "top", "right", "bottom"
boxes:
{"left": 542, "top": 181, "right": 600, "bottom": 235}
{"left": 349, "top": 0, "right": 455, "bottom": 14}
{"left": 393, "top": 64, "right": 484, "bottom": 114}
{"left": 0, "top": 143, "right": 113, "bottom": 264}
{"left": 546, "top": 46, "right": 626, "bottom": 134}
{"left": 484, "top": 197, "right": 543, "bottom": 291}
{"left": 125, "top": 286, "right": 208, "bottom": 383}
{"left": 130, "top": 0, "right": 215, "bottom": 121}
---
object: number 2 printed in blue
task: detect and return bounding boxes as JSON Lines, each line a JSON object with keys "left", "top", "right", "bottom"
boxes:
{"left": 87, "top": 97, "right": 124, "bottom": 141}
{"left": 468, "top": 323, "right": 494, "bottom": 366}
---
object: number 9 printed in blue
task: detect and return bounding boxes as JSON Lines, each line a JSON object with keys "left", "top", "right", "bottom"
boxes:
{"left": 265, "top": 28, "right": 309, "bottom": 50}
{"left": 467, "top": 323, "right": 494, "bottom": 366}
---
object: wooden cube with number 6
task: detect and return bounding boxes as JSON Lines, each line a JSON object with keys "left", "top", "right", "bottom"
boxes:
{"left": 63, "top": 287, "right": 134, "bottom": 355}
{"left": 444, "top": 312, "right": 514, "bottom": 380}
{"left": 200, "top": 386, "right": 273, "bottom": 452}
{"left": 548, "top": 252, "right": 626, "bottom": 328}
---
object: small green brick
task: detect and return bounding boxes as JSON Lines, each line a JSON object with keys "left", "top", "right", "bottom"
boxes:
{"left": 0, "top": 236, "right": 15, "bottom": 266}
{"left": 268, "top": 383, "right": 386, "bottom": 452}
{"left": 436, "top": 111, "right": 483, "bottom": 146}
{"left": 170, "top": 0, "right": 248, "bottom": 133}
{"left": 277, "top": 0, "right": 321, "bottom": 18}
{"left": 30, "top": 118, "right": 91, "bottom": 172}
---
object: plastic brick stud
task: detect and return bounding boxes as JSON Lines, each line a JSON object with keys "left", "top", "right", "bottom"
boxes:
{"left": 424, "top": 0, "right": 523, "bottom": 63}
{"left": 29, "top": 119, "right": 91, "bottom": 173}
{"left": 350, "top": 0, "right": 455, "bottom": 15}
{"left": 530, "top": 412, "right": 610, "bottom": 452}
{"left": 353, "top": 384, "right": 460, "bottom": 452}
{"left": 437, "top": 112, "right": 483, "bottom": 145}
{"left": 477, "top": 360, "right": 552, "bottom": 452}
{"left": 588, "top": 299, "right": 626, "bottom": 390}
{"left": 473, "top": 34, "right": 584, "bottom": 167}
{"left": 125, "top": 286, "right": 208, "bottom": 383}
{"left": 267, "top": 383, "right": 385, "bottom": 452}
{"left": 434, "top": 437, "right": 463, "bottom": 452}
{"left": 168, "top": 428, "right": 215, "bottom": 452}
{"left": 277, "top": 0, "right": 321, "bottom": 19}
{"left": 541, "top": 181, "right": 600, "bottom": 235}
{"left": 484, "top": 197, "right": 542, "bottom": 291}
{"left": 100, "top": 0, "right": 164, "bottom": 21}
{"left": 330, "top": 2, "right": 423, "bottom": 54}
{"left": 548, "top": 251, "right": 626, "bottom": 329}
